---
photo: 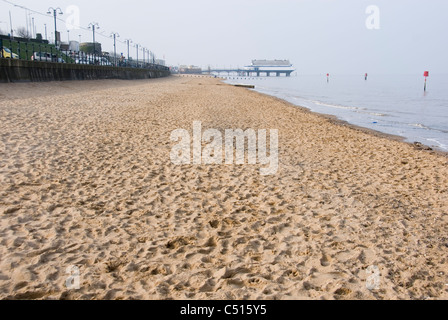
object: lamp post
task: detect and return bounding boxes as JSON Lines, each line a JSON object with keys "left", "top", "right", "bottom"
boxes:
{"left": 111, "top": 32, "right": 120, "bottom": 66}
{"left": 67, "top": 30, "right": 70, "bottom": 42}
{"left": 142, "top": 47, "right": 146, "bottom": 67}
{"left": 88, "top": 22, "right": 100, "bottom": 54}
{"left": 9, "top": 10, "right": 14, "bottom": 39}
{"left": 47, "top": 7, "right": 63, "bottom": 47}
{"left": 31, "top": 17, "right": 35, "bottom": 38}
{"left": 25, "top": 10, "right": 29, "bottom": 38}
{"left": 44, "top": 23, "right": 47, "bottom": 40}
{"left": 125, "top": 39, "right": 132, "bottom": 63}
{"left": 135, "top": 43, "right": 140, "bottom": 68}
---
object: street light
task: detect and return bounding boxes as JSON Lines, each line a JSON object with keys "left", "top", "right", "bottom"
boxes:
{"left": 88, "top": 22, "right": 100, "bottom": 54}
{"left": 47, "top": 7, "right": 63, "bottom": 47}
{"left": 124, "top": 39, "right": 132, "bottom": 63}
{"left": 134, "top": 43, "right": 140, "bottom": 67}
{"left": 31, "top": 17, "right": 35, "bottom": 38}
{"left": 9, "top": 11, "right": 14, "bottom": 39}
{"left": 26, "top": 12, "right": 32, "bottom": 38}
{"left": 44, "top": 23, "right": 47, "bottom": 40}
{"left": 110, "top": 32, "right": 120, "bottom": 66}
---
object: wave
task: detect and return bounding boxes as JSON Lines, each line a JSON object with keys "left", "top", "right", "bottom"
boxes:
{"left": 355, "top": 111, "right": 387, "bottom": 117}
{"left": 310, "top": 100, "right": 362, "bottom": 111}
{"left": 409, "top": 123, "right": 431, "bottom": 130}
{"left": 426, "top": 139, "right": 448, "bottom": 150}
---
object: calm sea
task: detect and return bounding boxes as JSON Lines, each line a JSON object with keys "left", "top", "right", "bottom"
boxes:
{"left": 225, "top": 74, "right": 448, "bottom": 151}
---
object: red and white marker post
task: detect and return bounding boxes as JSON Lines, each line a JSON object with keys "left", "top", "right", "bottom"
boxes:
{"left": 424, "top": 71, "right": 429, "bottom": 92}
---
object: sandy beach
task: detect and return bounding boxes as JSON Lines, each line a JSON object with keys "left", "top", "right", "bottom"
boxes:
{"left": 0, "top": 76, "right": 447, "bottom": 300}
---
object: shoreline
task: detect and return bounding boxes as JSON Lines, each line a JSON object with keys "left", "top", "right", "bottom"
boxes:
{"left": 251, "top": 86, "right": 448, "bottom": 159}
{"left": 219, "top": 76, "right": 448, "bottom": 157}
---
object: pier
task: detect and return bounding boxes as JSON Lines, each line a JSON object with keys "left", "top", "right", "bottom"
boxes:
{"left": 203, "top": 60, "right": 295, "bottom": 77}
{"left": 203, "top": 68, "right": 294, "bottom": 77}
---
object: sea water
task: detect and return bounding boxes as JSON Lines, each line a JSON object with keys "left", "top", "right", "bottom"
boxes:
{"left": 225, "top": 74, "right": 448, "bottom": 151}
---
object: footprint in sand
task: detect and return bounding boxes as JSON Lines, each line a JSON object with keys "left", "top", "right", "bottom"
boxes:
{"left": 320, "top": 254, "right": 332, "bottom": 267}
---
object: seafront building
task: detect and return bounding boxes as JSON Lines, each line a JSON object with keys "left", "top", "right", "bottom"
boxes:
{"left": 203, "top": 60, "right": 296, "bottom": 77}
{"left": 243, "top": 60, "right": 295, "bottom": 77}
{"left": 179, "top": 65, "right": 202, "bottom": 74}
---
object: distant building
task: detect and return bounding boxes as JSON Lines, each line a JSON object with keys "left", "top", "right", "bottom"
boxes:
{"left": 60, "top": 41, "right": 80, "bottom": 52}
{"left": 243, "top": 59, "right": 295, "bottom": 77}
{"left": 60, "top": 43, "right": 70, "bottom": 51}
{"left": 155, "top": 59, "right": 165, "bottom": 66}
{"left": 69, "top": 41, "right": 80, "bottom": 52}
{"left": 80, "top": 42, "right": 102, "bottom": 54}
{"left": 55, "top": 31, "right": 61, "bottom": 44}
{"left": 179, "top": 65, "right": 202, "bottom": 74}
{"left": 251, "top": 59, "right": 291, "bottom": 67}
{"left": 169, "top": 66, "right": 180, "bottom": 74}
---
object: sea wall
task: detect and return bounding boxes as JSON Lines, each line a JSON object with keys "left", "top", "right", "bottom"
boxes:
{"left": 0, "top": 58, "right": 171, "bottom": 83}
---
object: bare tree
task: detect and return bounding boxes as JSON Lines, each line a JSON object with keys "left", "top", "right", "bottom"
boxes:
{"left": 16, "top": 27, "right": 31, "bottom": 39}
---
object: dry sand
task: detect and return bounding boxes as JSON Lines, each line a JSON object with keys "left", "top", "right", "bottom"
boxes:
{"left": 0, "top": 76, "right": 447, "bottom": 300}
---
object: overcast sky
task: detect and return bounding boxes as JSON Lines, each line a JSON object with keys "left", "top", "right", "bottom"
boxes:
{"left": 1, "top": 0, "right": 447, "bottom": 74}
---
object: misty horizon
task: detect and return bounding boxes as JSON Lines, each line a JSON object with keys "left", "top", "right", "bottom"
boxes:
{"left": 1, "top": 0, "right": 447, "bottom": 75}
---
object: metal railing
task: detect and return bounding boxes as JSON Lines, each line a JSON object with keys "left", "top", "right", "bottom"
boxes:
{"left": 0, "top": 38, "right": 169, "bottom": 71}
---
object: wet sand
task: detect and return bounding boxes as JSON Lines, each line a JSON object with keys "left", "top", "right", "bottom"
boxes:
{"left": 0, "top": 76, "right": 447, "bottom": 300}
